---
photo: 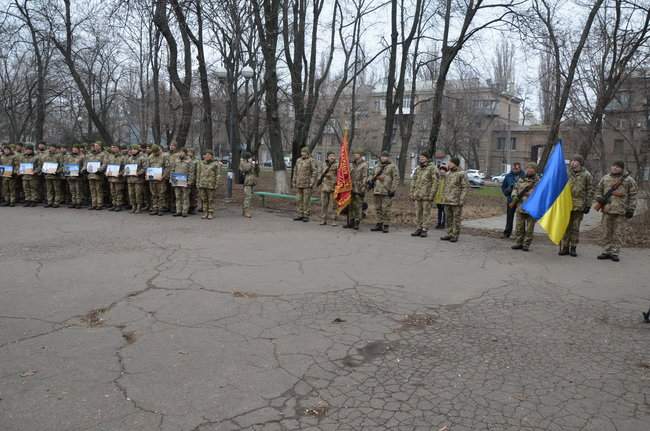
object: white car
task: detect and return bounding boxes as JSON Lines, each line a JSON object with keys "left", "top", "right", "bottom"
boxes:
{"left": 466, "top": 169, "right": 486, "bottom": 179}
{"left": 491, "top": 173, "right": 507, "bottom": 184}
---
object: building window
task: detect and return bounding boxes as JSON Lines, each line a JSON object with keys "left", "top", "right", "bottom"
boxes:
{"left": 497, "top": 137, "right": 505, "bottom": 150}
{"left": 511, "top": 137, "right": 517, "bottom": 150}
{"left": 613, "top": 139, "right": 624, "bottom": 154}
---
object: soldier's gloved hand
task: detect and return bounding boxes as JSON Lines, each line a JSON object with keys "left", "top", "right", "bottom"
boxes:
{"left": 583, "top": 207, "right": 590, "bottom": 215}
{"left": 625, "top": 210, "right": 634, "bottom": 219}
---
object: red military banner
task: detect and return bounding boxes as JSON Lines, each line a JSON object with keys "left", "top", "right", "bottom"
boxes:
{"left": 335, "top": 130, "right": 352, "bottom": 214}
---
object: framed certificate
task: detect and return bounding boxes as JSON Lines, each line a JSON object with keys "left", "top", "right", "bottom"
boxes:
{"left": 64, "top": 163, "right": 80, "bottom": 177}
{"left": 124, "top": 164, "right": 139, "bottom": 176}
{"left": 19, "top": 162, "right": 34, "bottom": 175}
{"left": 1, "top": 165, "right": 12, "bottom": 177}
{"left": 42, "top": 162, "right": 58, "bottom": 174}
{"left": 106, "top": 164, "right": 121, "bottom": 177}
{"left": 86, "top": 161, "right": 101, "bottom": 173}
{"left": 171, "top": 172, "right": 188, "bottom": 188}
{"left": 146, "top": 167, "right": 163, "bottom": 181}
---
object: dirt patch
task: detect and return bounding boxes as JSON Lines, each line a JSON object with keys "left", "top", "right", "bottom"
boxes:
{"left": 80, "top": 308, "right": 106, "bottom": 327}
{"left": 303, "top": 401, "right": 329, "bottom": 417}
{"left": 399, "top": 313, "right": 435, "bottom": 330}
{"left": 122, "top": 331, "right": 137, "bottom": 344}
{"left": 582, "top": 210, "right": 650, "bottom": 248}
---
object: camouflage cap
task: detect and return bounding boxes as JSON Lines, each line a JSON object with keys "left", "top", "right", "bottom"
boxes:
{"left": 151, "top": 144, "right": 161, "bottom": 152}
{"left": 612, "top": 160, "right": 624, "bottom": 169}
{"left": 571, "top": 155, "right": 584, "bottom": 165}
{"left": 131, "top": 144, "right": 141, "bottom": 150}
{"left": 526, "top": 162, "right": 538, "bottom": 170}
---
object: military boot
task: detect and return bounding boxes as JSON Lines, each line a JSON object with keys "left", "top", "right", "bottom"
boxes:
{"left": 511, "top": 244, "right": 523, "bottom": 250}
{"left": 569, "top": 247, "right": 577, "bottom": 257}
{"left": 293, "top": 215, "right": 304, "bottom": 221}
{"left": 244, "top": 209, "right": 252, "bottom": 218}
{"left": 597, "top": 253, "right": 611, "bottom": 260}
{"left": 558, "top": 246, "right": 569, "bottom": 256}
{"left": 207, "top": 212, "right": 214, "bottom": 220}
{"left": 382, "top": 224, "right": 389, "bottom": 233}
{"left": 420, "top": 230, "right": 428, "bottom": 238}
{"left": 411, "top": 229, "right": 422, "bottom": 237}
{"left": 370, "top": 223, "right": 383, "bottom": 232}
{"left": 353, "top": 219, "right": 360, "bottom": 230}
{"left": 114, "top": 206, "right": 121, "bottom": 212}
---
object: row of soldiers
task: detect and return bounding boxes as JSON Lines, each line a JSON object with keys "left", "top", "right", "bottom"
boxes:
{"left": 505, "top": 156, "right": 638, "bottom": 261}
{"left": 0, "top": 141, "right": 259, "bottom": 219}
{"left": 290, "top": 147, "right": 469, "bottom": 240}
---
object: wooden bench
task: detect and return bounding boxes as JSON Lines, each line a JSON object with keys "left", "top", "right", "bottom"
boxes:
{"left": 254, "top": 191, "right": 320, "bottom": 208}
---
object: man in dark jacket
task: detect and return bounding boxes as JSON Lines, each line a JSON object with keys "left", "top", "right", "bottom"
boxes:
{"left": 501, "top": 162, "right": 524, "bottom": 238}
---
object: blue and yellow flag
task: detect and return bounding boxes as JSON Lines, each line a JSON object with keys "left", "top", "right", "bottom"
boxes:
{"left": 522, "top": 141, "right": 573, "bottom": 244}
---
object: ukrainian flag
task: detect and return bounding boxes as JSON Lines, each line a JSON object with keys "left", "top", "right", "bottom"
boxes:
{"left": 522, "top": 141, "right": 573, "bottom": 244}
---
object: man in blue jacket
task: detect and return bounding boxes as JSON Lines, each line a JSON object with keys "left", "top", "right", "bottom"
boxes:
{"left": 501, "top": 162, "right": 524, "bottom": 238}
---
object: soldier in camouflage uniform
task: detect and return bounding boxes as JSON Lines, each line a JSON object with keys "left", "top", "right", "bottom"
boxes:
{"left": 63, "top": 145, "right": 85, "bottom": 208}
{"left": 344, "top": 150, "right": 368, "bottom": 230}
{"left": 595, "top": 160, "right": 638, "bottom": 262}
{"left": 292, "top": 147, "right": 318, "bottom": 222}
{"left": 13, "top": 143, "right": 24, "bottom": 203}
{"left": 42, "top": 143, "right": 64, "bottom": 207}
{"left": 559, "top": 155, "right": 593, "bottom": 257}
{"left": 147, "top": 144, "right": 170, "bottom": 216}
{"left": 170, "top": 148, "right": 195, "bottom": 217}
{"left": 1, "top": 145, "right": 18, "bottom": 206}
{"left": 370, "top": 151, "right": 399, "bottom": 233}
{"left": 17, "top": 145, "right": 41, "bottom": 206}
{"left": 510, "top": 162, "right": 540, "bottom": 251}
{"left": 105, "top": 144, "right": 126, "bottom": 211}
{"left": 125, "top": 145, "right": 147, "bottom": 213}
{"left": 35, "top": 141, "right": 47, "bottom": 204}
{"left": 187, "top": 148, "right": 199, "bottom": 214}
{"left": 86, "top": 142, "right": 107, "bottom": 210}
{"left": 196, "top": 150, "right": 221, "bottom": 220}
{"left": 239, "top": 152, "right": 258, "bottom": 218}
{"left": 409, "top": 152, "right": 438, "bottom": 238}
{"left": 440, "top": 157, "right": 469, "bottom": 242}
{"left": 318, "top": 151, "right": 338, "bottom": 226}
{"left": 166, "top": 142, "right": 182, "bottom": 212}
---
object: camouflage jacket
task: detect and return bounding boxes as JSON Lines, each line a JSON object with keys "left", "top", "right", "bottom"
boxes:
{"left": 442, "top": 169, "right": 469, "bottom": 206}
{"left": 105, "top": 153, "right": 126, "bottom": 183}
{"left": 147, "top": 153, "right": 170, "bottom": 182}
{"left": 318, "top": 161, "right": 338, "bottom": 193}
{"left": 293, "top": 156, "right": 318, "bottom": 189}
{"left": 410, "top": 163, "right": 438, "bottom": 201}
{"left": 434, "top": 175, "right": 446, "bottom": 205}
{"left": 351, "top": 159, "right": 368, "bottom": 194}
{"left": 196, "top": 160, "right": 221, "bottom": 189}
{"left": 85, "top": 151, "right": 107, "bottom": 180}
{"left": 568, "top": 167, "right": 593, "bottom": 211}
{"left": 0, "top": 154, "right": 18, "bottom": 176}
{"left": 16, "top": 153, "right": 41, "bottom": 177}
{"left": 595, "top": 173, "right": 637, "bottom": 215}
{"left": 511, "top": 174, "right": 540, "bottom": 214}
{"left": 63, "top": 154, "right": 85, "bottom": 179}
{"left": 239, "top": 160, "right": 258, "bottom": 187}
{"left": 373, "top": 161, "right": 399, "bottom": 196}
{"left": 171, "top": 158, "right": 196, "bottom": 186}
{"left": 125, "top": 153, "right": 147, "bottom": 184}
{"left": 41, "top": 151, "right": 64, "bottom": 178}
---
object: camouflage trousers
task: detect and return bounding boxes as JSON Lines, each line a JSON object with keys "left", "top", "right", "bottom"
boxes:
{"left": 515, "top": 211, "right": 535, "bottom": 247}
{"left": 414, "top": 200, "right": 432, "bottom": 230}
{"left": 296, "top": 188, "right": 312, "bottom": 217}
{"left": 67, "top": 179, "right": 83, "bottom": 205}
{"left": 2, "top": 177, "right": 16, "bottom": 203}
{"left": 350, "top": 193, "right": 364, "bottom": 221}
{"left": 199, "top": 188, "right": 216, "bottom": 215}
{"left": 88, "top": 178, "right": 104, "bottom": 208}
{"left": 445, "top": 204, "right": 463, "bottom": 239}
{"left": 602, "top": 213, "right": 624, "bottom": 256}
{"left": 174, "top": 187, "right": 190, "bottom": 215}
{"left": 320, "top": 190, "right": 337, "bottom": 223}
{"left": 45, "top": 178, "right": 64, "bottom": 205}
{"left": 561, "top": 211, "right": 584, "bottom": 249}
{"left": 127, "top": 183, "right": 145, "bottom": 207}
{"left": 149, "top": 181, "right": 166, "bottom": 212}
{"left": 22, "top": 177, "right": 39, "bottom": 202}
{"left": 109, "top": 182, "right": 125, "bottom": 207}
{"left": 243, "top": 185, "right": 254, "bottom": 210}
{"left": 373, "top": 194, "right": 393, "bottom": 224}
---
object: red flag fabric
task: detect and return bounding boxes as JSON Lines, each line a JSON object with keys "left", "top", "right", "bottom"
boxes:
{"left": 335, "top": 130, "right": 352, "bottom": 214}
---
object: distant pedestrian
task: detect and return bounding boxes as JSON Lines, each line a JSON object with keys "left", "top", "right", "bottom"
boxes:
{"left": 501, "top": 162, "right": 524, "bottom": 238}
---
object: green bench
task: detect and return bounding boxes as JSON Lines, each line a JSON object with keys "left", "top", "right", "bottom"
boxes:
{"left": 254, "top": 191, "right": 320, "bottom": 208}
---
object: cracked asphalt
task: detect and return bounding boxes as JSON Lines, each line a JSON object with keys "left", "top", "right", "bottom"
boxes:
{"left": 1, "top": 206, "right": 649, "bottom": 431}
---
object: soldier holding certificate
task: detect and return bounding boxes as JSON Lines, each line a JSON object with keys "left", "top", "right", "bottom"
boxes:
{"left": 147, "top": 144, "right": 169, "bottom": 216}
{"left": 196, "top": 150, "right": 221, "bottom": 220}
{"left": 125, "top": 144, "right": 147, "bottom": 214}
{"left": 63, "top": 145, "right": 84, "bottom": 208}
{"left": 170, "top": 148, "right": 195, "bottom": 217}
{"left": 42, "top": 143, "right": 64, "bottom": 208}
{"left": 1, "top": 145, "right": 18, "bottom": 207}
{"left": 17, "top": 144, "right": 41, "bottom": 207}
{"left": 86, "top": 141, "right": 107, "bottom": 210}
{"left": 105, "top": 144, "right": 126, "bottom": 211}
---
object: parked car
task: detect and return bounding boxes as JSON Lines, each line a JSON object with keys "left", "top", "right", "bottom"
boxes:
{"left": 466, "top": 169, "right": 486, "bottom": 179}
{"left": 491, "top": 173, "right": 507, "bottom": 184}
{"left": 466, "top": 171, "right": 485, "bottom": 188}
{"left": 263, "top": 160, "right": 273, "bottom": 168}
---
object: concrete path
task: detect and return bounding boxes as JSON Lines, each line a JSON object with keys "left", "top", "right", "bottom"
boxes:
{"left": 1, "top": 206, "right": 649, "bottom": 431}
